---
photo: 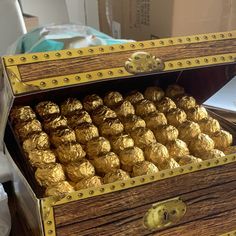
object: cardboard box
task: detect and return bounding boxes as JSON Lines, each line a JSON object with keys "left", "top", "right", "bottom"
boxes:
{"left": 23, "top": 14, "right": 39, "bottom": 32}
{"left": 99, "top": 0, "right": 236, "bottom": 40}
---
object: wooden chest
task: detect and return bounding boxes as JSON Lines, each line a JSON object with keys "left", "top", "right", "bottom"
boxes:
{"left": 1, "top": 30, "right": 236, "bottom": 236}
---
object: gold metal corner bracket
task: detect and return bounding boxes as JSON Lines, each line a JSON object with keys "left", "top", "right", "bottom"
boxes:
{"left": 125, "top": 51, "right": 165, "bottom": 74}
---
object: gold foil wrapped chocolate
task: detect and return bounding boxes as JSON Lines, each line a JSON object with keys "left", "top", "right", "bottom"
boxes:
{"left": 91, "top": 106, "right": 117, "bottom": 125}
{"left": 199, "top": 117, "right": 221, "bottom": 135}
{"left": 103, "top": 169, "right": 130, "bottom": 184}
{"left": 28, "top": 149, "right": 56, "bottom": 168}
{"left": 211, "top": 130, "right": 233, "bottom": 150}
{"left": 135, "top": 99, "right": 157, "bottom": 117}
{"left": 144, "top": 86, "right": 165, "bottom": 102}
{"left": 166, "top": 139, "right": 189, "bottom": 160}
{"left": 14, "top": 119, "right": 42, "bottom": 141}
{"left": 178, "top": 155, "right": 202, "bottom": 166}
{"left": 50, "top": 128, "right": 76, "bottom": 147}
{"left": 144, "top": 143, "right": 169, "bottom": 167}
{"left": 156, "top": 97, "right": 177, "bottom": 113}
{"left": 104, "top": 91, "right": 123, "bottom": 108}
{"left": 86, "top": 137, "right": 111, "bottom": 158}
{"left": 189, "top": 133, "right": 215, "bottom": 156}
{"left": 75, "top": 123, "right": 99, "bottom": 144}
{"left": 35, "top": 163, "right": 66, "bottom": 187}
{"left": 176, "top": 96, "right": 196, "bottom": 110}
{"left": 100, "top": 118, "right": 124, "bottom": 137}
{"left": 178, "top": 120, "right": 201, "bottom": 143}
{"left": 159, "top": 158, "right": 180, "bottom": 170}
{"left": 132, "top": 161, "right": 158, "bottom": 177}
{"left": 35, "top": 101, "right": 60, "bottom": 120}
{"left": 45, "top": 181, "right": 74, "bottom": 197}
{"left": 186, "top": 105, "right": 208, "bottom": 122}
{"left": 123, "top": 115, "right": 146, "bottom": 133}
{"left": 125, "top": 91, "right": 144, "bottom": 104}
{"left": 110, "top": 134, "right": 134, "bottom": 153}
{"left": 166, "top": 108, "right": 187, "bottom": 126}
{"left": 23, "top": 132, "right": 50, "bottom": 153}
{"left": 165, "top": 84, "right": 185, "bottom": 98}
{"left": 119, "top": 146, "right": 145, "bottom": 172}
{"left": 91, "top": 152, "right": 120, "bottom": 175}
{"left": 75, "top": 176, "right": 103, "bottom": 190}
{"left": 143, "top": 111, "right": 167, "bottom": 130}
{"left": 224, "top": 146, "right": 236, "bottom": 155}
{"left": 61, "top": 98, "right": 83, "bottom": 116}
{"left": 114, "top": 101, "right": 135, "bottom": 118}
{"left": 10, "top": 106, "right": 36, "bottom": 124}
{"left": 65, "top": 160, "right": 95, "bottom": 182}
{"left": 200, "top": 149, "right": 225, "bottom": 160}
{"left": 56, "top": 143, "right": 86, "bottom": 163}
{"left": 67, "top": 110, "right": 92, "bottom": 129}
{"left": 83, "top": 94, "right": 103, "bottom": 112}
{"left": 43, "top": 116, "right": 68, "bottom": 132}
{"left": 154, "top": 125, "right": 179, "bottom": 144}
{"left": 130, "top": 127, "right": 156, "bottom": 149}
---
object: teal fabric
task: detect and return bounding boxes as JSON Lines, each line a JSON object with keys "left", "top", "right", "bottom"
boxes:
{"left": 8, "top": 24, "right": 134, "bottom": 54}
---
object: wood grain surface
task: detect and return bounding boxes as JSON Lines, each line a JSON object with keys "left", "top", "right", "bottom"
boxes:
{"left": 18, "top": 39, "right": 236, "bottom": 82}
{"left": 54, "top": 162, "right": 236, "bottom": 236}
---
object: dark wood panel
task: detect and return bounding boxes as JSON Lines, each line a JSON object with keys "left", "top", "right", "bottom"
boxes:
{"left": 54, "top": 161, "right": 236, "bottom": 236}
{"left": 18, "top": 39, "right": 236, "bottom": 82}
{"left": 55, "top": 177, "right": 236, "bottom": 236}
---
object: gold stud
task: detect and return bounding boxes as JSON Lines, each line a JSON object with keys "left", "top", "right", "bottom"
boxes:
{"left": 160, "top": 173, "right": 165, "bottom": 178}
{"left": 169, "top": 171, "right": 174, "bottom": 175}
{"left": 220, "top": 56, "right": 225, "bottom": 61}
{"left": 228, "top": 33, "right": 232, "bottom": 37}
{"left": 52, "top": 79, "right": 58, "bottom": 84}
{"left": 120, "top": 182, "right": 125, "bottom": 187}
{"left": 177, "top": 38, "right": 183, "bottom": 43}
{"left": 204, "top": 58, "right": 209, "bottom": 63}
{"left": 130, "top": 44, "right": 135, "bottom": 48}
{"left": 159, "top": 40, "right": 164, "bottom": 45}
{"left": 55, "top": 53, "right": 61, "bottom": 57}
{"left": 64, "top": 78, "right": 69, "bottom": 82}
{"left": 186, "top": 60, "right": 191, "bottom": 65}
{"left": 100, "top": 188, "right": 105, "bottom": 192}
{"left": 168, "top": 40, "right": 173, "bottom": 44}
{"left": 212, "top": 57, "right": 217, "bottom": 62}
{"left": 198, "top": 164, "right": 202, "bottom": 169}
{"left": 212, "top": 35, "right": 216, "bottom": 39}
{"left": 66, "top": 195, "right": 72, "bottom": 200}
{"left": 203, "top": 35, "right": 208, "bottom": 40}
{"left": 108, "top": 71, "right": 113, "bottom": 76}
{"left": 119, "top": 45, "right": 124, "bottom": 49}
{"left": 177, "top": 62, "right": 183, "bottom": 66}
{"left": 207, "top": 162, "right": 211, "bottom": 166}
{"left": 97, "top": 72, "right": 103, "bottom": 77}
{"left": 232, "top": 156, "right": 236, "bottom": 160}
{"left": 8, "top": 58, "right": 14, "bottom": 63}
{"left": 150, "top": 176, "right": 155, "bottom": 180}
{"left": 40, "top": 82, "right": 46, "bottom": 87}
{"left": 186, "top": 37, "right": 191, "bottom": 41}
{"left": 75, "top": 76, "right": 81, "bottom": 81}
{"left": 195, "top": 36, "right": 200, "bottom": 41}
{"left": 118, "top": 69, "right": 124, "bottom": 74}
{"left": 89, "top": 190, "right": 94, "bottom": 195}
{"left": 215, "top": 160, "right": 219, "bottom": 164}
{"left": 224, "top": 158, "right": 228, "bottom": 163}
{"left": 109, "top": 46, "right": 114, "bottom": 51}
{"left": 20, "top": 57, "right": 26, "bottom": 61}
{"left": 229, "top": 55, "right": 233, "bottom": 60}
{"left": 48, "top": 230, "right": 53, "bottom": 234}
{"left": 86, "top": 74, "right": 92, "bottom": 79}
{"left": 139, "top": 43, "right": 144, "bottom": 47}
{"left": 78, "top": 50, "right": 83, "bottom": 54}
{"left": 88, "top": 49, "right": 94, "bottom": 53}
{"left": 188, "top": 166, "right": 193, "bottom": 171}
{"left": 110, "top": 185, "right": 115, "bottom": 190}
{"left": 47, "top": 221, "right": 52, "bottom": 225}
{"left": 168, "top": 63, "right": 173, "bottom": 68}
{"left": 78, "top": 193, "right": 83, "bottom": 197}
{"left": 44, "top": 54, "right": 49, "bottom": 58}
{"left": 195, "top": 59, "right": 200, "bottom": 64}
{"left": 140, "top": 178, "right": 145, "bottom": 182}
{"left": 220, "top": 34, "right": 225, "bottom": 38}
{"left": 150, "top": 41, "right": 155, "bottom": 46}
{"left": 66, "top": 51, "right": 72, "bottom": 56}
{"left": 179, "top": 168, "right": 184, "bottom": 173}
{"left": 32, "top": 55, "right": 38, "bottom": 60}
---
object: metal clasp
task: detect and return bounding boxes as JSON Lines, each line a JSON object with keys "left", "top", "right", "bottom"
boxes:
{"left": 143, "top": 197, "right": 186, "bottom": 230}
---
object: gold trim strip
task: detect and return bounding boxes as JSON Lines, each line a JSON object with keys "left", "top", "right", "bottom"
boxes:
{"left": 220, "top": 230, "right": 236, "bottom": 236}
{"left": 41, "top": 154, "right": 236, "bottom": 236}
{"left": 10, "top": 52, "right": 236, "bottom": 94}
{"left": 3, "top": 30, "right": 236, "bottom": 66}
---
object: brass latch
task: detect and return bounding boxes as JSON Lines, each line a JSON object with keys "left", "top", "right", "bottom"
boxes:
{"left": 125, "top": 51, "right": 165, "bottom": 74}
{"left": 143, "top": 197, "right": 186, "bottom": 230}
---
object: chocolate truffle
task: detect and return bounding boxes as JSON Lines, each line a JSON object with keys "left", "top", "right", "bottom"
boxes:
{"left": 110, "top": 134, "right": 134, "bottom": 153}
{"left": 35, "top": 101, "right": 60, "bottom": 120}
{"left": 86, "top": 137, "right": 111, "bottom": 158}
{"left": 10, "top": 106, "right": 36, "bottom": 124}
{"left": 199, "top": 117, "right": 221, "bottom": 135}
{"left": 83, "top": 94, "right": 103, "bottom": 112}
{"left": 56, "top": 143, "right": 86, "bottom": 163}
{"left": 189, "top": 133, "right": 215, "bottom": 156}
{"left": 186, "top": 105, "right": 208, "bottom": 122}
{"left": 156, "top": 97, "right": 177, "bottom": 113}
{"left": 224, "top": 146, "right": 236, "bottom": 155}
{"left": 65, "top": 160, "right": 95, "bottom": 182}
{"left": 166, "top": 108, "right": 187, "bottom": 126}
{"left": 43, "top": 116, "right": 68, "bottom": 132}
{"left": 104, "top": 91, "right": 123, "bottom": 108}
{"left": 67, "top": 110, "right": 92, "bottom": 129}
{"left": 45, "top": 181, "right": 74, "bottom": 197}
{"left": 178, "top": 120, "right": 201, "bottom": 143}
{"left": 125, "top": 91, "right": 144, "bottom": 104}
{"left": 130, "top": 127, "right": 156, "bottom": 149}
{"left": 211, "top": 130, "right": 233, "bottom": 150}
{"left": 60, "top": 98, "right": 83, "bottom": 116}
{"left": 28, "top": 149, "right": 56, "bottom": 168}
{"left": 132, "top": 161, "right": 158, "bottom": 177}
{"left": 119, "top": 146, "right": 145, "bottom": 172}
{"left": 75, "top": 123, "right": 99, "bottom": 144}
{"left": 75, "top": 176, "right": 103, "bottom": 190}
{"left": 176, "top": 95, "right": 196, "bottom": 110}
{"left": 114, "top": 101, "right": 135, "bottom": 118}
{"left": 91, "top": 152, "right": 120, "bottom": 174}
{"left": 166, "top": 139, "right": 189, "bottom": 161}
{"left": 50, "top": 128, "right": 76, "bottom": 147}
{"left": 135, "top": 99, "right": 157, "bottom": 117}
{"left": 165, "top": 84, "right": 185, "bottom": 98}
{"left": 154, "top": 125, "right": 179, "bottom": 144}
{"left": 91, "top": 106, "right": 117, "bottom": 125}
{"left": 35, "top": 163, "right": 66, "bottom": 187}
{"left": 143, "top": 111, "right": 167, "bottom": 130}
{"left": 144, "top": 86, "right": 165, "bottom": 102}
{"left": 103, "top": 169, "right": 130, "bottom": 184}
{"left": 23, "top": 132, "right": 50, "bottom": 153}
{"left": 200, "top": 149, "right": 225, "bottom": 160}
{"left": 178, "top": 155, "right": 202, "bottom": 166}
{"left": 123, "top": 115, "right": 146, "bottom": 133}
{"left": 100, "top": 118, "right": 124, "bottom": 137}
{"left": 159, "top": 158, "right": 180, "bottom": 170}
